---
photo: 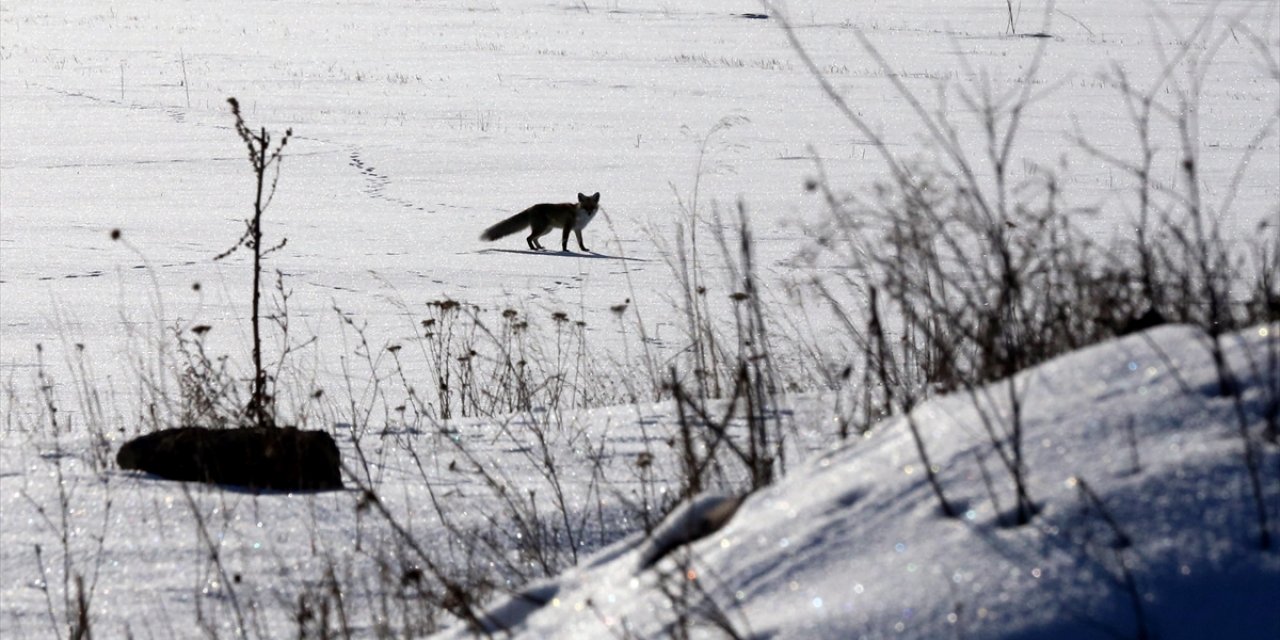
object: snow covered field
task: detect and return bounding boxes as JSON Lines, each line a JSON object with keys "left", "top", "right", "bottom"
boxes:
{"left": 2, "top": 0, "right": 1278, "bottom": 638}
{"left": 3, "top": 0, "right": 1276, "bottom": 381}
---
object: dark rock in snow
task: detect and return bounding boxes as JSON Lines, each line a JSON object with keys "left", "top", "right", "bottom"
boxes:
{"left": 117, "top": 426, "right": 343, "bottom": 491}
{"left": 638, "top": 492, "right": 743, "bottom": 570}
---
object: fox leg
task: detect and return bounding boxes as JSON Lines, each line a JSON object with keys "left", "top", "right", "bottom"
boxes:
{"left": 527, "top": 220, "right": 550, "bottom": 250}
{"left": 561, "top": 228, "right": 588, "bottom": 252}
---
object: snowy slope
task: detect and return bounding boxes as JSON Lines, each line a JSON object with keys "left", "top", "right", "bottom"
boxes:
{"left": 449, "top": 325, "right": 1280, "bottom": 639}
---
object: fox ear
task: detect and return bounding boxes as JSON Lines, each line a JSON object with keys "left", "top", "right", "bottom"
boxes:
{"left": 590, "top": 192, "right": 600, "bottom": 201}
{"left": 578, "top": 192, "right": 587, "bottom": 201}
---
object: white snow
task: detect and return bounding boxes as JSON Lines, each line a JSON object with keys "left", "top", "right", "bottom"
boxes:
{"left": 2, "top": 0, "right": 1277, "bottom": 638}
{"left": 455, "top": 325, "right": 1280, "bottom": 639}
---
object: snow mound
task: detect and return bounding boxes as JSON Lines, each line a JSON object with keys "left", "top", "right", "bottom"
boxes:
{"left": 444, "top": 325, "right": 1280, "bottom": 639}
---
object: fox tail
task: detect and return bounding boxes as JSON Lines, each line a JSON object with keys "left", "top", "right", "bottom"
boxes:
{"left": 480, "top": 210, "right": 532, "bottom": 241}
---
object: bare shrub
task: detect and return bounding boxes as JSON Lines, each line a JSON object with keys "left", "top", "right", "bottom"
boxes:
{"left": 216, "top": 97, "right": 292, "bottom": 429}
{"left": 778, "top": 3, "right": 1277, "bottom": 530}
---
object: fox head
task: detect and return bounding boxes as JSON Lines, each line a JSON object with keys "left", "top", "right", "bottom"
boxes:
{"left": 577, "top": 192, "right": 600, "bottom": 215}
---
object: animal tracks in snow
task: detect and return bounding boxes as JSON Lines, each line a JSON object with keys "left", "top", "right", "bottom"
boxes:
{"left": 29, "top": 260, "right": 199, "bottom": 283}
{"left": 38, "top": 270, "right": 104, "bottom": 281}
{"left": 346, "top": 149, "right": 429, "bottom": 212}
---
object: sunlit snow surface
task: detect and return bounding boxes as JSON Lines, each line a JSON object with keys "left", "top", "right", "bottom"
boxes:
{"left": 2, "top": 0, "right": 1278, "bottom": 638}
{"left": 450, "top": 325, "right": 1280, "bottom": 639}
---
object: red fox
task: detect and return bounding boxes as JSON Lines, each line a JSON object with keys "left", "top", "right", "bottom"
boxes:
{"left": 480, "top": 192, "right": 600, "bottom": 252}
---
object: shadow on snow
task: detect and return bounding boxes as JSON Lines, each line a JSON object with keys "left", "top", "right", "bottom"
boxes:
{"left": 477, "top": 248, "right": 649, "bottom": 262}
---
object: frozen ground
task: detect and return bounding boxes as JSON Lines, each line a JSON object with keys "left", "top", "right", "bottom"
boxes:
{"left": 1, "top": 324, "right": 1276, "bottom": 637}
{"left": 2, "top": 0, "right": 1278, "bottom": 638}
{"left": 2, "top": 0, "right": 1276, "bottom": 387}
